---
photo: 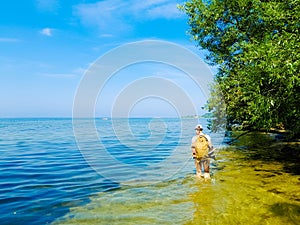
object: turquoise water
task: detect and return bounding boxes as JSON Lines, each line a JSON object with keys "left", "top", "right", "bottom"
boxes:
{"left": 1, "top": 118, "right": 299, "bottom": 225}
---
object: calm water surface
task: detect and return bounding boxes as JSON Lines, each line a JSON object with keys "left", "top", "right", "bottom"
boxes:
{"left": 0, "top": 118, "right": 299, "bottom": 225}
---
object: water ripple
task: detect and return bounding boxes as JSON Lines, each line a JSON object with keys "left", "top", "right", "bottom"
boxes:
{"left": 0, "top": 118, "right": 200, "bottom": 225}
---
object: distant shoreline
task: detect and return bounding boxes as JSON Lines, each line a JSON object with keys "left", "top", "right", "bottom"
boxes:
{"left": 0, "top": 117, "right": 208, "bottom": 119}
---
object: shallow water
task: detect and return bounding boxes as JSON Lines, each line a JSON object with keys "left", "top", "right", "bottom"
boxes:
{"left": 53, "top": 132, "right": 300, "bottom": 225}
{"left": 1, "top": 118, "right": 299, "bottom": 224}
{"left": 52, "top": 155, "right": 300, "bottom": 225}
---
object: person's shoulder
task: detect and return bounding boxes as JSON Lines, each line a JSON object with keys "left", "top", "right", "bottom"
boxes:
{"left": 191, "top": 135, "right": 198, "bottom": 141}
{"left": 192, "top": 135, "right": 198, "bottom": 139}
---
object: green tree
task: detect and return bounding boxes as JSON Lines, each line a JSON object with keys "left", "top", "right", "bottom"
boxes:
{"left": 181, "top": 0, "right": 300, "bottom": 137}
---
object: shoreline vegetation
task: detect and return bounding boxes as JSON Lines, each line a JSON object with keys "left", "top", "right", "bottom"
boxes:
{"left": 181, "top": 0, "right": 300, "bottom": 139}
{"left": 181, "top": 112, "right": 213, "bottom": 119}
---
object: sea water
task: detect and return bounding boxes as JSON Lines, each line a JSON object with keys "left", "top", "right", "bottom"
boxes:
{"left": 1, "top": 118, "right": 299, "bottom": 225}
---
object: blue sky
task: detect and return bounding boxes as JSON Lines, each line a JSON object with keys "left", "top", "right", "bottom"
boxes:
{"left": 0, "top": 0, "right": 215, "bottom": 118}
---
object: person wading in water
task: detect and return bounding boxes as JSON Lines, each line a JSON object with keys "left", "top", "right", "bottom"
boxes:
{"left": 191, "top": 124, "right": 214, "bottom": 179}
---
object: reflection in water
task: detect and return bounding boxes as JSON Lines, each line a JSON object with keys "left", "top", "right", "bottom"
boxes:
{"left": 53, "top": 132, "right": 300, "bottom": 225}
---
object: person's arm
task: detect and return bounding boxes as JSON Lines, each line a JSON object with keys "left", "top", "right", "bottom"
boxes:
{"left": 205, "top": 135, "right": 213, "bottom": 150}
{"left": 205, "top": 135, "right": 216, "bottom": 159}
{"left": 191, "top": 136, "right": 197, "bottom": 147}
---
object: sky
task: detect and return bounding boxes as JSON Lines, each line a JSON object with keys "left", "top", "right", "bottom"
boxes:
{"left": 0, "top": 0, "right": 215, "bottom": 118}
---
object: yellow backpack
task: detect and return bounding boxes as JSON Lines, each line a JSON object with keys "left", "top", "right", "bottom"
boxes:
{"left": 195, "top": 135, "right": 209, "bottom": 159}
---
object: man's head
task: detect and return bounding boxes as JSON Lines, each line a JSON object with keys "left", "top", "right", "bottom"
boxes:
{"left": 195, "top": 124, "right": 203, "bottom": 133}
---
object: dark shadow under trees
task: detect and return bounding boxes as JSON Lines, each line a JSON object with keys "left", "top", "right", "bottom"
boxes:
{"left": 226, "top": 131, "right": 300, "bottom": 175}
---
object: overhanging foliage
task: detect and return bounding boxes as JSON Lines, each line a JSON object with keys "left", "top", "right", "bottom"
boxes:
{"left": 181, "top": 0, "right": 300, "bottom": 137}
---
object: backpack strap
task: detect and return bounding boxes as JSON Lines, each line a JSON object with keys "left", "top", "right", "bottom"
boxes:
{"left": 198, "top": 134, "right": 208, "bottom": 141}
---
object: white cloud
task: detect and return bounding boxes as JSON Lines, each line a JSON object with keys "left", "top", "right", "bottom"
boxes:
{"left": 145, "top": 2, "right": 183, "bottom": 19}
{"left": 73, "top": 67, "right": 87, "bottom": 75}
{"left": 40, "top": 28, "right": 54, "bottom": 36}
{"left": 74, "top": 0, "right": 184, "bottom": 34}
{"left": 74, "top": 0, "right": 131, "bottom": 34}
{"left": 100, "top": 34, "right": 115, "bottom": 38}
{"left": 36, "top": 0, "right": 59, "bottom": 12}
{"left": 39, "top": 67, "right": 85, "bottom": 79}
{"left": 41, "top": 73, "right": 78, "bottom": 79}
{"left": 132, "top": 0, "right": 183, "bottom": 19}
{"left": 0, "top": 38, "right": 20, "bottom": 42}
